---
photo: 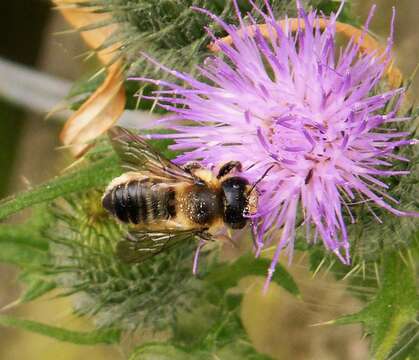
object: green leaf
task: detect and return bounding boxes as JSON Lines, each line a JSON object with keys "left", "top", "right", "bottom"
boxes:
{"left": 207, "top": 253, "right": 300, "bottom": 297}
{"left": 129, "top": 340, "right": 273, "bottom": 360}
{"left": 386, "top": 323, "right": 419, "bottom": 360}
{"left": 0, "top": 315, "right": 121, "bottom": 345}
{"left": 0, "top": 154, "right": 120, "bottom": 221}
{"left": 334, "top": 251, "right": 418, "bottom": 360}
{"left": 0, "top": 134, "right": 179, "bottom": 221}
{"left": 20, "top": 277, "right": 56, "bottom": 303}
{"left": 216, "top": 341, "right": 273, "bottom": 360}
{"left": 0, "top": 222, "right": 55, "bottom": 304}
{"left": 314, "top": 0, "right": 358, "bottom": 25}
{"left": 0, "top": 224, "right": 48, "bottom": 251}
{"left": 173, "top": 302, "right": 220, "bottom": 347}
{"left": 0, "top": 275, "right": 56, "bottom": 311}
{"left": 0, "top": 228, "right": 48, "bottom": 268}
{"left": 129, "top": 343, "right": 195, "bottom": 360}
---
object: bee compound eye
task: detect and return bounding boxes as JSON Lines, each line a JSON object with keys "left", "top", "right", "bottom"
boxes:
{"left": 221, "top": 177, "right": 249, "bottom": 229}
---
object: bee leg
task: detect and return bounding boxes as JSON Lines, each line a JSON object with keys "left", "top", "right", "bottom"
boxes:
{"left": 217, "top": 161, "right": 242, "bottom": 179}
{"left": 250, "top": 221, "right": 263, "bottom": 254}
{"left": 214, "top": 229, "right": 241, "bottom": 249}
{"left": 183, "top": 161, "right": 207, "bottom": 183}
{"left": 183, "top": 162, "right": 218, "bottom": 187}
{"left": 183, "top": 161, "right": 203, "bottom": 174}
{"left": 206, "top": 227, "right": 238, "bottom": 248}
{"left": 192, "top": 237, "right": 208, "bottom": 275}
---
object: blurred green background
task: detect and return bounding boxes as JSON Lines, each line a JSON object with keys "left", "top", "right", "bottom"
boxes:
{"left": 0, "top": 1, "right": 417, "bottom": 359}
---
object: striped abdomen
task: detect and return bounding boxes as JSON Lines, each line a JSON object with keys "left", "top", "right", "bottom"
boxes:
{"left": 102, "top": 181, "right": 176, "bottom": 224}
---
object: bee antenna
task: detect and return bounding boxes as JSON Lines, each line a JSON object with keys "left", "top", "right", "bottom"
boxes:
{"left": 247, "top": 164, "right": 275, "bottom": 195}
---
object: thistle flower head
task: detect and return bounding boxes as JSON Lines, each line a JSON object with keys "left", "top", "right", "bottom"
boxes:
{"left": 136, "top": 0, "right": 418, "bottom": 286}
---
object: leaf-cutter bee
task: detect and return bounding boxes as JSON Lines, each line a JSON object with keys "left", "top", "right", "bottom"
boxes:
{"left": 102, "top": 126, "right": 258, "bottom": 267}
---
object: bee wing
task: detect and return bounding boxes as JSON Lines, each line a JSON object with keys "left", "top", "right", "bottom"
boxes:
{"left": 116, "top": 229, "right": 202, "bottom": 263}
{"left": 108, "top": 126, "right": 193, "bottom": 183}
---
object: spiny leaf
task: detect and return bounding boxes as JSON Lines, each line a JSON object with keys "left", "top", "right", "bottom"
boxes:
{"left": 0, "top": 226, "right": 49, "bottom": 268}
{"left": 19, "top": 277, "right": 56, "bottom": 304}
{"left": 129, "top": 340, "right": 273, "bottom": 360}
{"left": 386, "top": 322, "right": 419, "bottom": 360}
{"left": 46, "top": 189, "right": 200, "bottom": 332}
{"left": 1, "top": 275, "right": 56, "bottom": 311}
{"left": 0, "top": 154, "right": 120, "bottom": 221}
{"left": 129, "top": 343, "right": 194, "bottom": 360}
{"left": 0, "top": 315, "right": 121, "bottom": 345}
{"left": 216, "top": 340, "right": 274, "bottom": 360}
{"left": 334, "top": 250, "right": 418, "bottom": 360}
{"left": 0, "top": 224, "right": 48, "bottom": 251}
{"left": 206, "top": 253, "right": 299, "bottom": 296}
{"left": 0, "top": 241, "right": 46, "bottom": 268}
{"left": 0, "top": 133, "right": 180, "bottom": 222}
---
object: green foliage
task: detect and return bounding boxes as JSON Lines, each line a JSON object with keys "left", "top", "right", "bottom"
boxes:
{"left": 0, "top": 315, "right": 121, "bottom": 345}
{"left": 47, "top": 191, "right": 202, "bottom": 332}
{"left": 79, "top": 0, "right": 302, "bottom": 71}
{"left": 314, "top": 0, "right": 357, "bottom": 25}
{"left": 170, "top": 292, "right": 274, "bottom": 359}
{"left": 387, "top": 323, "right": 419, "bottom": 360}
{"left": 130, "top": 340, "right": 273, "bottom": 360}
{"left": 129, "top": 343, "right": 194, "bottom": 360}
{"left": 66, "top": 0, "right": 312, "bottom": 108}
{"left": 44, "top": 189, "right": 298, "bottom": 334}
{"left": 18, "top": 276, "right": 56, "bottom": 304}
{"left": 0, "top": 225, "right": 49, "bottom": 268}
{"left": 345, "top": 100, "right": 419, "bottom": 265}
{"left": 334, "top": 250, "right": 418, "bottom": 360}
{"left": 215, "top": 341, "right": 274, "bottom": 360}
{"left": 0, "top": 136, "right": 176, "bottom": 222}
{"left": 207, "top": 253, "right": 300, "bottom": 296}
{"left": 0, "top": 154, "right": 120, "bottom": 221}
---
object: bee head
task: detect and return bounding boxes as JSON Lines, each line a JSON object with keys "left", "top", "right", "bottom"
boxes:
{"left": 221, "top": 176, "right": 253, "bottom": 229}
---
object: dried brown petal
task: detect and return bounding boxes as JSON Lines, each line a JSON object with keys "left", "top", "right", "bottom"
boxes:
{"left": 53, "top": 0, "right": 119, "bottom": 65}
{"left": 53, "top": 0, "right": 126, "bottom": 156}
{"left": 59, "top": 62, "right": 125, "bottom": 156}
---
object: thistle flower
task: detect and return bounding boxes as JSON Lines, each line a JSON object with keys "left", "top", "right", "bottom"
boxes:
{"left": 135, "top": 0, "right": 418, "bottom": 287}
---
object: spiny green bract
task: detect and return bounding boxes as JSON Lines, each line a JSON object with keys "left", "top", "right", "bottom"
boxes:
{"left": 72, "top": 1, "right": 305, "bottom": 84}
{"left": 66, "top": 1, "right": 351, "bottom": 110}
{"left": 347, "top": 100, "right": 419, "bottom": 264}
{"left": 47, "top": 190, "right": 207, "bottom": 332}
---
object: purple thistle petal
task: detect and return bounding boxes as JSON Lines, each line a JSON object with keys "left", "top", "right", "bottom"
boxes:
{"left": 133, "top": 2, "right": 418, "bottom": 285}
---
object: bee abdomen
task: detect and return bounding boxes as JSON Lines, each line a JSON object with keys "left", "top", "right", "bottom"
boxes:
{"left": 102, "top": 181, "right": 176, "bottom": 224}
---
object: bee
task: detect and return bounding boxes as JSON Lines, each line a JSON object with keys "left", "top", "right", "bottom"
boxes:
{"left": 102, "top": 126, "right": 259, "bottom": 265}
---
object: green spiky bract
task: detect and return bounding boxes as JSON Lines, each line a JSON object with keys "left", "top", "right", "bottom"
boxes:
{"left": 67, "top": 0, "right": 347, "bottom": 109}
{"left": 47, "top": 191, "right": 203, "bottom": 332}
